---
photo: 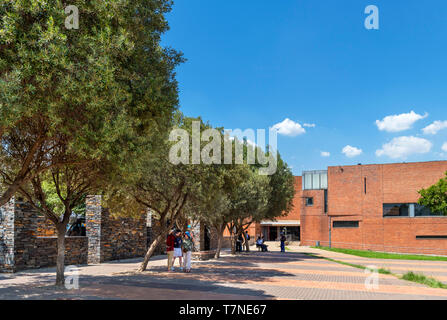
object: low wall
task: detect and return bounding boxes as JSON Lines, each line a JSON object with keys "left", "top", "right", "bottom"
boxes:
{"left": 1, "top": 197, "right": 151, "bottom": 272}
{"left": 32, "top": 237, "right": 88, "bottom": 269}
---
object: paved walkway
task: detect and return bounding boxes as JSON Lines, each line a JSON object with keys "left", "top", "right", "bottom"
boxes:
{"left": 302, "top": 246, "right": 447, "bottom": 284}
{"left": 1, "top": 247, "right": 447, "bottom": 299}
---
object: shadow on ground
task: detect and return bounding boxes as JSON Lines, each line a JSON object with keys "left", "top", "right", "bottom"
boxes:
{"left": 0, "top": 251, "right": 312, "bottom": 300}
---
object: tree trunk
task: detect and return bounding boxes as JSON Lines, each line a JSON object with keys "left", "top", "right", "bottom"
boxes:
{"left": 230, "top": 228, "right": 236, "bottom": 255}
{"left": 55, "top": 224, "right": 66, "bottom": 287}
{"left": 139, "top": 233, "right": 164, "bottom": 272}
{"left": 214, "top": 227, "right": 224, "bottom": 259}
{"left": 0, "top": 183, "right": 21, "bottom": 207}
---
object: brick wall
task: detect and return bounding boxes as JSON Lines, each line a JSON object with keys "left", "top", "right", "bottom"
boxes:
{"left": 300, "top": 189, "right": 329, "bottom": 247}
{"left": 301, "top": 161, "right": 447, "bottom": 255}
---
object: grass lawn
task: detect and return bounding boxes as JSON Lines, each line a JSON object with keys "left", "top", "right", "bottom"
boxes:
{"left": 312, "top": 246, "right": 447, "bottom": 261}
{"left": 401, "top": 272, "right": 447, "bottom": 289}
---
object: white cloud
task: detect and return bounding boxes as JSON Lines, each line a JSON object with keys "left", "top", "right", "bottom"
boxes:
{"left": 271, "top": 118, "right": 306, "bottom": 137}
{"left": 375, "top": 111, "right": 428, "bottom": 132}
{"left": 321, "top": 151, "right": 330, "bottom": 157}
{"left": 376, "top": 136, "right": 432, "bottom": 159}
{"left": 342, "top": 145, "right": 362, "bottom": 158}
{"left": 303, "top": 123, "right": 316, "bottom": 128}
{"left": 442, "top": 142, "right": 447, "bottom": 152}
{"left": 422, "top": 120, "right": 447, "bottom": 135}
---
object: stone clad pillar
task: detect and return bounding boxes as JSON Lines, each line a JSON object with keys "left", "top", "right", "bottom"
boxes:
{"left": 86, "top": 195, "right": 102, "bottom": 264}
{"left": 0, "top": 198, "right": 15, "bottom": 272}
{"left": 0, "top": 198, "right": 38, "bottom": 272}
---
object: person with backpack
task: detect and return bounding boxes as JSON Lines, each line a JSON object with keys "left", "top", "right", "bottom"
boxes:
{"left": 183, "top": 231, "right": 194, "bottom": 273}
{"left": 280, "top": 232, "right": 287, "bottom": 253}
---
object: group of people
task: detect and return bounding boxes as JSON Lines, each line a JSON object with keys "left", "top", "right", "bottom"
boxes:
{"left": 256, "top": 232, "right": 287, "bottom": 253}
{"left": 166, "top": 227, "right": 289, "bottom": 273}
{"left": 166, "top": 228, "right": 195, "bottom": 273}
{"left": 235, "top": 231, "right": 250, "bottom": 252}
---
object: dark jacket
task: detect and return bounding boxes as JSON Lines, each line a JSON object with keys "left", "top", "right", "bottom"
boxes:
{"left": 166, "top": 234, "right": 175, "bottom": 252}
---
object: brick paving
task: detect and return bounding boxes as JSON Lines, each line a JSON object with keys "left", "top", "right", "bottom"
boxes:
{"left": 301, "top": 246, "right": 447, "bottom": 284}
{"left": 1, "top": 247, "right": 447, "bottom": 300}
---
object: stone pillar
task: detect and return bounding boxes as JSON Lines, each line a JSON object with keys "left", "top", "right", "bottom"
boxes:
{"left": 0, "top": 198, "right": 15, "bottom": 272}
{"left": 13, "top": 200, "right": 38, "bottom": 270}
{"left": 86, "top": 195, "right": 102, "bottom": 264}
{"left": 191, "top": 222, "right": 202, "bottom": 251}
{"left": 0, "top": 198, "right": 38, "bottom": 272}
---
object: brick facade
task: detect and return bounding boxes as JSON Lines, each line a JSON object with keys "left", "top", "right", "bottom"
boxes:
{"left": 300, "top": 161, "right": 447, "bottom": 256}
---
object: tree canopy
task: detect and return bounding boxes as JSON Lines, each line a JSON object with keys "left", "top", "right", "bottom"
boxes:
{"left": 418, "top": 172, "right": 447, "bottom": 215}
{"left": 0, "top": 0, "right": 183, "bottom": 206}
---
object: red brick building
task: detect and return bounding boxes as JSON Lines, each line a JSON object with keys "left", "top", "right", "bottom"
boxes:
{"left": 254, "top": 176, "right": 302, "bottom": 241}
{"left": 259, "top": 160, "right": 447, "bottom": 255}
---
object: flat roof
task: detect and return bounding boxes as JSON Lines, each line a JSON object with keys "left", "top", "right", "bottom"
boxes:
{"left": 298, "top": 160, "right": 447, "bottom": 174}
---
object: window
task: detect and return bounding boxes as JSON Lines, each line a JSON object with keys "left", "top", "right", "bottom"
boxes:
{"left": 302, "top": 170, "right": 328, "bottom": 190}
{"left": 304, "top": 173, "right": 312, "bottom": 190}
{"left": 416, "top": 235, "right": 447, "bottom": 239}
{"left": 383, "top": 204, "right": 409, "bottom": 217}
{"left": 364, "top": 177, "right": 367, "bottom": 194}
{"left": 306, "top": 197, "right": 314, "bottom": 206}
{"left": 414, "top": 204, "right": 443, "bottom": 216}
{"left": 383, "top": 203, "right": 443, "bottom": 217}
{"left": 333, "top": 221, "right": 359, "bottom": 228}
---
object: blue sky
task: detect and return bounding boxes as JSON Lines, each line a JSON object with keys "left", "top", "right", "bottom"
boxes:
{"left": 162, "top": 0, "right": 447, "bottom": 175}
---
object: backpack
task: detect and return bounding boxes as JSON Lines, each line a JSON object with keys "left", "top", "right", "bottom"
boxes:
{"left": 183, "top": 238, "right": 193, "bottom": 252}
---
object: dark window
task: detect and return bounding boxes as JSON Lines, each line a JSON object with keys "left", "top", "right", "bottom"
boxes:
{"left": 268, "top": 226, "right": 278, "bottom": 241}
{"left": 333, "top": 221, "right": 359, "bottom": 228}
{"left": 306, "top": 197, "right": 313, "bottom": 206}
{"left": 416, "top": 235, "right": 447, "bottom": 239}
{"left": 364, "top": 177, "right": 367, "bottom": 194}
{"left": 414, "top": 204, "right": 442, "bottom": 216}
{"left": 324, "top": 189, "right": 328, "bottom": 213}
{"left": 383, "top": 204, "right": 409, "bottom": 217}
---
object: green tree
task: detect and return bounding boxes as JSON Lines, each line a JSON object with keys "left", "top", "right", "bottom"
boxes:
{"left": 227, "top": 144, "right": 295, "bottom": 253}
{"left": 18, "top": 162, "right": 104, "bottom": 285}
{"left": 0, "top": 0, "right": 182, "bottom": 206}
{"left": 1, "top": 0, "right": 183, "bottom": 286}
{"left": 418, "top": 172, "right": 447, "bottom": 215}
{"left": 105, "top": 115, "right": 223, "bottom": 271}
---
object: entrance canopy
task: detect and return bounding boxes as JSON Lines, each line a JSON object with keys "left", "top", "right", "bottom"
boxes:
{"left": 260, "top": 220, "right": 300, "bottom": 226}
